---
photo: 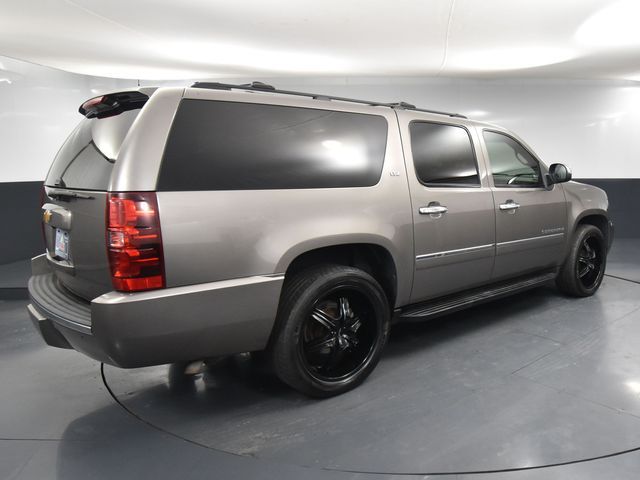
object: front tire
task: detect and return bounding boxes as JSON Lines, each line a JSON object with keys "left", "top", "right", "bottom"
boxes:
{"left": 269, "top": 265, "right": 390, "bottom": 397}
{"left": 556, "top": 224, "right": 606, "bottom": 297}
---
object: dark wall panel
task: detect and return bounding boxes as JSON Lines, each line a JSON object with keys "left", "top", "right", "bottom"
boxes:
{"left": 0, "top": 179, "right": 637, "bottom": 266}
{"left": 0, "top": 182, "right": 43, "bottom": 264}
{"left": 577, "top": 179, "right": 639, "bottom": 238}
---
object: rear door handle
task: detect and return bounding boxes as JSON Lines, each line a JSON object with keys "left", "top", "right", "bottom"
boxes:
{"left": 499, "top": 201, "right": 520, "bottom": 211}
{"left": 419, "top": 204, "right": 448, "bottom": 215}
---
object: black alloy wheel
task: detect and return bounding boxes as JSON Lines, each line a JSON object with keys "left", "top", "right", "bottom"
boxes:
{"left": 299, "top": 289, "right": 377, "bottom": 383}
{"left": 576, "top": 235, "right": 603, "bottom": 290}
{"left": 270, "top": 265, "right": 390, "bottom": 397}
{"left": 557, "top": 224, "right": 606, "bottom": 297}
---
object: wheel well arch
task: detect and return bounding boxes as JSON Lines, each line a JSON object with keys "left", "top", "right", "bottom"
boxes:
{"left": 284, "top": 244, "right": 398, "bottom": 308}
{"left": 576, "top": 213, "right": 611, "bottom": 245}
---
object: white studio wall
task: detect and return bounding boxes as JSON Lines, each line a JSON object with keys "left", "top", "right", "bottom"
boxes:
{"left": 1, "top": 57, "right": 640, "bottom": 182}
{"left": 0, "top": 55, "right": 137, "bottom": 183}
{"left": 0, "top": 57, "right": 137, "bottom": 264}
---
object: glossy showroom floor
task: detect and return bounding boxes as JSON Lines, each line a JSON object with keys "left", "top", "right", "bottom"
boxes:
{"left": 1, "top": 239, "right": 640, "bottom": 480}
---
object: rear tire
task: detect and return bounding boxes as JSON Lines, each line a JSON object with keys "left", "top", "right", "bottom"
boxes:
{"left": 556, "top": 224, "right": 606, "bottom": 297}
{"left": 269, "top": 265, "right": 390, "bottom": 397}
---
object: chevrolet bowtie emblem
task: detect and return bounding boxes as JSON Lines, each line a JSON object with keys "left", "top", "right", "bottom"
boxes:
{"left": 43, "top": 210, "right": 52, "bottom": 224}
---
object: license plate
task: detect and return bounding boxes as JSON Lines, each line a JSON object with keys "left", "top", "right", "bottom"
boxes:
{"left": 54, "top": 228, "right": 70, "bottom": 260}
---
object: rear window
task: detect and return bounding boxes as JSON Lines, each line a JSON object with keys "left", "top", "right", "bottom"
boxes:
{"left": 157, "top": 100, "right": 388, "bottom": 191}
{"left": 45, "top": 109, "right": 140, "bottom": 190}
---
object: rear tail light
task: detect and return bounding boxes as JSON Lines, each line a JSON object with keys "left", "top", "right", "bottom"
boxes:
{"left": 107, "top": 192, "right": 165, "bottom": 292}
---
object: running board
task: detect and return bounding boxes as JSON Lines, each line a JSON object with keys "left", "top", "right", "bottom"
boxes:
{"left": 398, "top": 271, "right": 557, "bottom": 322}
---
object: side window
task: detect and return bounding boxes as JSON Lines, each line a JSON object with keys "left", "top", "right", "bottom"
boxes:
{"left": 483, "top": 131, "right": 543, "bottom": 188}
{"left": 157, "top": 100, "right": 388, "bottom": 191}
{"left": 409, "top": 122, "right": 480, "bottom": 187}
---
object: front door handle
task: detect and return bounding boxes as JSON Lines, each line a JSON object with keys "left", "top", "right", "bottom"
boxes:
{"left": 419, "top": 203, "right": 448, "bottom": 215}
{"left": 499, "top": 200, "right": 520, "bottom": 211}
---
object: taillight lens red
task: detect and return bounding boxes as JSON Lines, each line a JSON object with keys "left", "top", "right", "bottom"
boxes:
{"left": 107, "top": 192, "right": 165, "bottom": 292}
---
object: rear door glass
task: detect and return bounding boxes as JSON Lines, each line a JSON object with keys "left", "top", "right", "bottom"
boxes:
{"left": 46, "top": 109, "right": 140, "bottom": 191}
{"left": 409, "top": 122, "right": 480, "bottom": 187}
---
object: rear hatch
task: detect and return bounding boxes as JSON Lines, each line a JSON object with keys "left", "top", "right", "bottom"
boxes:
{"left": 42, "top": 92, "right": 148, "bottom": 300}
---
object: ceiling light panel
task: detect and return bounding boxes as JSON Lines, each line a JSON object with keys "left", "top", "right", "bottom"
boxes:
{"left": 1, "top": 0, "right": 639, "bottom": 80}
{"left": 0, "top": 0, "right": 451, "bottom": 79}
{"left": 575, "top": 0, "right": 640, "bottom": 47}
{"left": 444, "top": 0, "right": 601, "bottom": 73}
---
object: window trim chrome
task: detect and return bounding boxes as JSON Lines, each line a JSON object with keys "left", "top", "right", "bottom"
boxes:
{"left": 416, "top": 243, "right": 495, "bottom": 260}
{"left": 496, "top": 232, "right": 565, "bottom": 247}
{"left": 415, "top": 232, "right": 565, "bottom": 260}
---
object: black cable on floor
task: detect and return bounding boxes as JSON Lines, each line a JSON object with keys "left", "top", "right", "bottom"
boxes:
{"left": 100, "top": 362, "right": 248, "bottom": 458}
{"left": 605, "top": 273, "right": 640, "bottom": 285}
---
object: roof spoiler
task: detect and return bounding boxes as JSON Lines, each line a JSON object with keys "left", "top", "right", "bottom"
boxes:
{"left": 79, "top": 91, "right": 149, "bottom": 119}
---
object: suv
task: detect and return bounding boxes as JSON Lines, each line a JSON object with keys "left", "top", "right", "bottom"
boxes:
{"left": 28, "top": 82, "right": 613, "bottom": 397}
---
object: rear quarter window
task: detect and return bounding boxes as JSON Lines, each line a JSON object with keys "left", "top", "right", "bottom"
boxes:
{"left": 157, "top": 100, "right": 388, "bottom": 191}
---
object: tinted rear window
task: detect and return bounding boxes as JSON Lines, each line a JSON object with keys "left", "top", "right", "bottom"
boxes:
{"left": 45, "top": 109, "right": 140, "bottom": 190}
{"left": 409, "top": 122, "right": 479, "bottom": 187}
{"left": 157, "top": 100, "right": 388, "bottom": 191}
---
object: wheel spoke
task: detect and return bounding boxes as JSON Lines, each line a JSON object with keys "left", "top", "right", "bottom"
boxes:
{"left": 345, "top": 315, "right": 362, "bottom": 332}
{"left": 582, "top": 239, "right": 596, "bottom": 259}
{"left": 311, "top": 308, "right": 339, "bottom": 332}
{"left": 338, "top": 297, "right": 350, "bottom": 323}
{"left": 306, "top": 335, "right": 336, "bottom": 354}
{"left": 578, "top": 255, "right": 595, "bottom": 278}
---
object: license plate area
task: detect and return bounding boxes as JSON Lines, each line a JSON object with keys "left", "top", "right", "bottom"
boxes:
{"left": 54, "top": 228, "right": 70, "bottom": 260}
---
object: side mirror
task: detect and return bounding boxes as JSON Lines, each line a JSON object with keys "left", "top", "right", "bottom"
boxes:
{"left": 548, "top": 163, "right": 572, "bottom": 184}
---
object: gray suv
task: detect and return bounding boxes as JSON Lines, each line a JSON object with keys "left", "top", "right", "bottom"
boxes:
{"left": 28, "top": 82, "right": 613, "bottom": 397}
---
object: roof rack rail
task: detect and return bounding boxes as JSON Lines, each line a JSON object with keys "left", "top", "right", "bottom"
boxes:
{"left": 190, "top": 81, "right": 467, "bottom": 119}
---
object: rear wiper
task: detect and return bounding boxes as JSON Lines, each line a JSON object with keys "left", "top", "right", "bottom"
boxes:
{"left": 48, "top": 190, "right": 95, "bottom": 200}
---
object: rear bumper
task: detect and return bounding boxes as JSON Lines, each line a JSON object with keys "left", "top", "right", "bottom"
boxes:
{"left": 27, "top": 254, "right": 284, "bottom": 368}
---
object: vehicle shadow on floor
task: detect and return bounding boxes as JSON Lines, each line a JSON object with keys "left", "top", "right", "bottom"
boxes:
{"left": 104, "top": 284, "right": 568, "bottom": 411}
{"left": 55, "top": 400, "right": 249, "bottom": 480}
{"left": 384, "top": 284, "right": 561, "bottom": 356}
{"left": 89, "top": 283, "right": 623, "bottom": 467}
